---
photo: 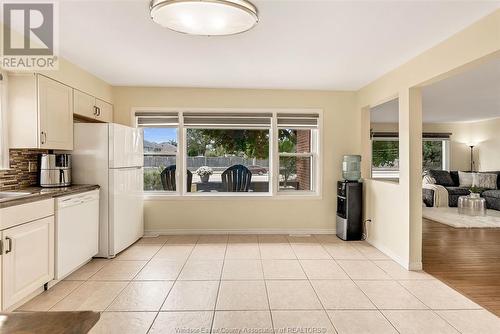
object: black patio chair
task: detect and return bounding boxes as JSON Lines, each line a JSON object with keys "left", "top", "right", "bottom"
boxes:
{"left": 160, "top": 165, "right": 193, "bottom": 192}
{"left": 221, "top": 164, "right": 252, "bottom": 192}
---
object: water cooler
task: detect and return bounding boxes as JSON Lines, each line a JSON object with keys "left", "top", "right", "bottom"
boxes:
{"left": 336, "top": 155, "right": 363, "bottom": 241}
{"left": 336, "top": 181, "right": 363, "bottom": 241}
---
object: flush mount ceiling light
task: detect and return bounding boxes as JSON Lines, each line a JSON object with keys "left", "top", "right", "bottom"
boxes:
{"left": 150, "top": 0, "right": 259, "bottom": 36}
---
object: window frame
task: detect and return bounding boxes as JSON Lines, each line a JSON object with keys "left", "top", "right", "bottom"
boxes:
{"left": 135, "top": 108, "right": 323, "bottom": 199}
{"left": 371, "top": 137, "right": 400, "bottom": 180}
{"left": 277, "top": 128, "right": 319, "bottom": 194}
{"left": 423, "top": 138, "right": 450, "bottom": 172}
{"left": 142, "top": 126, "right": 179, "bottom": 192}
{"left": 371, "top": 137, "right": 450, "bottom": 180}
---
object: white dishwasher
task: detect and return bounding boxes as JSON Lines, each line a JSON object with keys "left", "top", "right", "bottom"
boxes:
{"left": 55, "top": 189, "right": 99, "bottom": 279}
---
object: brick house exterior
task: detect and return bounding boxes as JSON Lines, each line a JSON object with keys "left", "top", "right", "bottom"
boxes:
{"left": 295, "top": 130, "right": 311, "bottom": 190}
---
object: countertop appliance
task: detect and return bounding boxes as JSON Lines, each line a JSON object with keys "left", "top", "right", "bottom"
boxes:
{"left": 55, "top": 190, "right": 99, "bottom": 279}
{"left": 336, "top": 180, "right": 363, "bottom": 241}
{"left": 38, "top": 153, "right": 72, "bottom": 187}
{"left": 72, "top": 123, "right": 144, "bottom": 258}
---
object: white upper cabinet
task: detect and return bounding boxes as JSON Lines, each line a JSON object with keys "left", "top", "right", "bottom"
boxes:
{"left": 38, "top": 76, "right": 74, "bottom": 149}
{"left": 74, "top": 90, "right": 113, "bottom": 123}
{"left": 74, "top": 89, "right": 97, "bottom": 120}
{"left": 95, "top": 98, "right": 113, "bottom": 123}
{"left": 8, "top": 74, "right": 73, "bottom": 150}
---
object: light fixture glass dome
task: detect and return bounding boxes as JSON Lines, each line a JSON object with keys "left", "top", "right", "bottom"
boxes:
{"left": 150, "top": 0, "right": 259, "bottom": 36}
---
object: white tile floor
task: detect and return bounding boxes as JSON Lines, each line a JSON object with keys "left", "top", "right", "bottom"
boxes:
{"left": 17, "top": 235, "right": 500, "bottom": 334}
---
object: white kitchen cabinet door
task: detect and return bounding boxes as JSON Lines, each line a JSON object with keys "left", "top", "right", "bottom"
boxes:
{"left": 2, "top": 216, "right": 55, "bottom": 310}
{"left": 74, "top": 89, "right": 97, "bottom": 120}
{"left": 38, "top": 75, "right": 74, "bottom": 150}
{"left": 95, "top": 98, "right": 113, "bottom": 123}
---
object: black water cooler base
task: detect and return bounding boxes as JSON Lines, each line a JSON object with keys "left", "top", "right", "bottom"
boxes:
{"left": 336, "top": 181, "right": 363, "bottom": 241}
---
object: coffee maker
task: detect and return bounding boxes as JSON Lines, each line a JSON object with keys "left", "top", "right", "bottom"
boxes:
{"left": 38, "top": 153, "right": 72, "bottom": 187}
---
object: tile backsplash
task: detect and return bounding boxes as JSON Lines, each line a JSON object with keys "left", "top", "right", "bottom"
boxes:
{"left": 0, "top": 149, "right": 47, "bottom": 190}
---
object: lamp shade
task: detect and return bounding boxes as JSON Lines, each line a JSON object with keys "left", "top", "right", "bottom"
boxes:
{"left": 150, "top": 0, "right": 259, "bottom": 36}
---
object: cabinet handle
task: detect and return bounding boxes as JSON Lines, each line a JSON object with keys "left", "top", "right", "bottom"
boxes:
{"left": 40, "top": 131, "right": 47, "bottom": 145}
{"left": 93, "top": 106, "right": 98, "bottom": 116}
{"left": 5, "top": 237, "right": 12, "bottom": 254}
{"left": 97, "top": 107, "right": 101, "bottom": 116}
{"left": 0, "top": 240, "right": 3, "bottom": 255}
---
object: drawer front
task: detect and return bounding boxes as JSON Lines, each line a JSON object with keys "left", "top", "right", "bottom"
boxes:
{"left": 0, "top": 199, "right": 54, "bottom": 230}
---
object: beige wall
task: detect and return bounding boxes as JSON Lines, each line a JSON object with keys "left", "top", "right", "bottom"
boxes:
{"left": 39, "top": 59, "right": 113, "bottom": 103}
{"left": 358, "top": 9, "right": 500, "bottom": 269}
{"left": 467, "top": 118, "right": 500, "bottom": 171}
{"left": 1, "top": 23, "right": 112, "bottom": 102}
{"left": 113, "top": 87, "right": 358, "bottom": 233}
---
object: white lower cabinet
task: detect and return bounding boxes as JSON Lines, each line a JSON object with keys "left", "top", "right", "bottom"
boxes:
{"left": 1, "top": 216, "right": 54, "bottom": 310}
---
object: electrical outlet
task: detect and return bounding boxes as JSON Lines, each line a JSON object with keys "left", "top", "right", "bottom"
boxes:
{"left": 28, "top": 161, "right": 36, "bottom": 173}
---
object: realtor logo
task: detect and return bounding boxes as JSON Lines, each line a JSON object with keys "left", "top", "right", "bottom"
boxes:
{"left": 1, "top": 1, "right": 59, "bottom": 70}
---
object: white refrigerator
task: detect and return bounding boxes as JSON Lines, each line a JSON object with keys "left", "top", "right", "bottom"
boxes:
{"left": 72, "top": 123, "right": 144, "bottom": 258}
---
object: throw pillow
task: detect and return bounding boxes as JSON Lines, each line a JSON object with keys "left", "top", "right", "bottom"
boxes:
{"left": 422, "top": 175, "right": 436, "bottom": 185}
{"left": 472, "top": 173, "right": 498, "bottom": 190}
{"left": 458, "top": 171, "right": 473, "bottom": 187}
{"left": 428, "top": 170, "right": 455, "bottom": 187}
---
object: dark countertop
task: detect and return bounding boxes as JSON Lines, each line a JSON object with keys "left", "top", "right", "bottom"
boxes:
{"left": 0, "top": 311, "right": 100, "bottom": 334}
{"left": 0, "top": 184, "right": 100, "bottom": 209}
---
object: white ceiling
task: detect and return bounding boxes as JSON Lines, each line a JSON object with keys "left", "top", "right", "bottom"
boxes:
{"left": 58, "top": 0, "right": 500, "bottom": 90}
{"left": 370, "top": 57, "right": 500, "bottom": 123}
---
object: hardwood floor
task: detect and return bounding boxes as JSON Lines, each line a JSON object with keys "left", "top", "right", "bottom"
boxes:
{"left": 423, "top": 218, "right": 500, "bottom": 316}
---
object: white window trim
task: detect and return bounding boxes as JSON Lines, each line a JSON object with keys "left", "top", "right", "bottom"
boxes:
{"left": 133, "top": 108, "right": 323, "bottom": 199}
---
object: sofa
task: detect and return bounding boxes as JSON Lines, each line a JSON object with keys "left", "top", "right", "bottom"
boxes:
{"left": 423, "top": 170, "right": 500, "bottom": 211}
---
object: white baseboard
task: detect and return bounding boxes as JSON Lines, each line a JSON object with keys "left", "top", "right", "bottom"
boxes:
{"left": 366, "top": 238, "right": 412, "bottom": 270}
{"left": 409, "top": 262, "right": 423, "bottom": 271}
{"left": 145, "top": 228, "right": 336, "bottom": 236}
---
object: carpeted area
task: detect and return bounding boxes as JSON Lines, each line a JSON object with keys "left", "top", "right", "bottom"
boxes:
{"left": 423, "top": 207, "right": 500, "bottom": 228}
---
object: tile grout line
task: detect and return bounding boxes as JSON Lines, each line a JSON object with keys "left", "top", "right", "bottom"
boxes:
{"left": 103, "top": 240, "right": 167, "bottom": 313}
{"left": 147, "top": 235, "right": 201, "bottom": 334}
{"left": 210, "top": 234, "right": 229, "bottom": 334}
{"left": 392, "top": 279, "right": 469, "bottom": 334}
{"left": 25, "top": 234, "right": 484, "bottom": 334}
{"left": 341, "top": 258, "right": 403, "bottom": 334}
{"left": 48, "top": 239, "right": 168, "bottom": 312}
{"left": 258, "top": 236, "right": 275, "bottom": 333}
{"left": 315, "top": 238, "right": 403, "bottom": 334}
{"left": 287, "top": 236, "right": 340, "bottom": 334}
{"left": 48, "top": 259, "right": 114, "bottom": 311}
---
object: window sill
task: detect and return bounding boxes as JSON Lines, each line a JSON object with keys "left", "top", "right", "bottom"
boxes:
{"left": 143, "top": 192, "right": 322, "bottom": 201}
{"left": 368, "top": 178, "right": 400, "bottom": 185}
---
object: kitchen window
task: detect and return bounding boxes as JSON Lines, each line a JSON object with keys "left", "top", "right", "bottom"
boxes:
{"left": 136, "top": 110, "right": 321, "bottom": 197}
